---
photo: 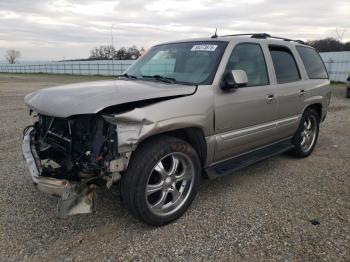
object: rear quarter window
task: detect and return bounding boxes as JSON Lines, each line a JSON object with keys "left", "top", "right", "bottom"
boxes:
{"left": 296, "top": 46, "right": 328, "bottom": 79}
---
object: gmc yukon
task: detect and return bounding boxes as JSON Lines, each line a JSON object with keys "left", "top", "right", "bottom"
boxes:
{"left": 22, "top": 33, "right": 331, "bottom": 226}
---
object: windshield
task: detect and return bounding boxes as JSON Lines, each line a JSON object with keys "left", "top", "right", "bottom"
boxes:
{"left": 124, "top": 41, "right": 228, "bottom": 85}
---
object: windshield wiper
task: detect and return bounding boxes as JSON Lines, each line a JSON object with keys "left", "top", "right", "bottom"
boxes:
{"left": 118, "top": 73, "right": 138, "bottom": 79}
{"left": 142, "top": 75, "right": 177, "bottom": 84}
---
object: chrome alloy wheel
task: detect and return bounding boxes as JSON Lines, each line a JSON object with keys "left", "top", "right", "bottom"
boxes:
{"left": 300, "top": 114, "right": 317, "bottom": 153}
{"left": 146, "top": 152, "right": 195, "bottom": 216}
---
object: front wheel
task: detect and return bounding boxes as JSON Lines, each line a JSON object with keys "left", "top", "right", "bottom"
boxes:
{"left": 290, "top": 108, "right": 320, "bottom": 158}
{"left": 120, "top": 135, "right": 201, "bottom": 226}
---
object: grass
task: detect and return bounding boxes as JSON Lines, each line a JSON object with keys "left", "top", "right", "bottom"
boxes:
{"left": 331, "top": 83, "right": 346, "bottom": 88}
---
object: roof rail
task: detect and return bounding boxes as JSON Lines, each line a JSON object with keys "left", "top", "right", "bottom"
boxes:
{"left": 251, "top": 33, "right": 271, "bottom": 39}
{"left": 219, "top": 33, "right": 270, "bottom": 38}
{"left": 217, "top": 33, "right": 307, "bottom": 45}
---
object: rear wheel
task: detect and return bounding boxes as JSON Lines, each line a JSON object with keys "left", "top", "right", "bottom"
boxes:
{"left": 290, "top": 108, "right": 320, "bottom": 158}
{"left": 120, "top": 136, "right": 201, "bottom": 226}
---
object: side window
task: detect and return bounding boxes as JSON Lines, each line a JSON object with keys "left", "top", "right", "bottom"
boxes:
{"left": 226, "top": 43, "right": 269, "bottom": 86}
{"left": 269, "top": 46, "right": 301, "bottom": 83}
{"left": 296, "top": 46, "right": 328, "bottom": 79}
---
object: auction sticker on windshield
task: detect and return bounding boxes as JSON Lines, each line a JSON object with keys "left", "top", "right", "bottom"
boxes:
{"left": 191, "top": 45, "right": 218, "bottom": 51}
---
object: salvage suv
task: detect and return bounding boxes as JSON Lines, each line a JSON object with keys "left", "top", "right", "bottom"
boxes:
{"left": 22, "top": 33, "right": 331, "bottom": 226}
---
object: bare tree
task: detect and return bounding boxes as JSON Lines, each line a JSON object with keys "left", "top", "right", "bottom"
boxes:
{"left": 115, "top": 47, "right": 127, "bottom": 60}
{"left": 335, "top": 28, "right": 347, "bottom": 42}
{"left": 139, "top": 47, "right": 146, "bottom": 56}
{"left": 103, "top": 45, "right": 117, "bottom": 59}
{"left": 89, "top": 45, "right": 143, "bottom": 60}
{"left": 5, "top": 49, "right": 21, "bottom": 64}
{"left": 90, "top": 47, "right": 100, "bottom": 59}
{"left": 307, "top": 37, "right": 350, "bottom": 52}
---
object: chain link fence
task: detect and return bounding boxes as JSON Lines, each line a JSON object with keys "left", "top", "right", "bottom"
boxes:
{"left": 1, "top": 53, "right": 350, "bottom": 82}
{"left": 320, "top": 52, "right": 350, "bottom": 82}
{"left": 0, "top": 60, "right": 135, "bottom": 76}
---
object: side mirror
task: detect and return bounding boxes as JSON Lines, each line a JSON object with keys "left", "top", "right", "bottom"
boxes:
{"left": 221, "top": 70, "right": 248, "bottom": 90}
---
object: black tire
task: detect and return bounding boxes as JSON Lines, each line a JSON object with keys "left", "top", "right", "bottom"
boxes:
{"left": 290, "top": 108, "right": 320, "bottom": 158}
{"left": 120, "top": 135, "right": 201, "bottom": 226}
{"left": 346, "top": 88, "right": 350, "bottom": 98}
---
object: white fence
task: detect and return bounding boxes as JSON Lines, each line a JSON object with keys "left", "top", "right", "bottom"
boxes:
{"left": 1, "top": 52, "right": 350, "bottom": 82}
{"left": 319, "top": 51, "right": 350, "bottom": 82}
{"left": 0, "top": 60, "right": 135, "bottom": 76}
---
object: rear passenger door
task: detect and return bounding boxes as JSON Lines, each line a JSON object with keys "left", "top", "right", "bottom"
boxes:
{"left": 268, "top": 45, "right": 305, "bottom": 140}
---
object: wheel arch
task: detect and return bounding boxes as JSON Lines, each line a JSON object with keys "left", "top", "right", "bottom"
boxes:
{"left": 136, "top": 127, "right": 207, "bottom": 168}
{"left": 304, "top": 103, "right": 322, "bottom": 119}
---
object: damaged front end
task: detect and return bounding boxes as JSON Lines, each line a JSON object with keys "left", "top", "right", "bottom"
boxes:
{"left": 22, "top": 114, "right": 130, "bottom": 217}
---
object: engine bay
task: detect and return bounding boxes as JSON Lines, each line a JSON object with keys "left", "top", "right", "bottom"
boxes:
{"left": 32, "top": 114, "right": 119, "bottom": 181}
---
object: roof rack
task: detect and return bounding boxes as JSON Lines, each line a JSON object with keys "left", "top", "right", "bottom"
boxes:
{"left": 214, "top": 33, "right": 307, "bottom": 45}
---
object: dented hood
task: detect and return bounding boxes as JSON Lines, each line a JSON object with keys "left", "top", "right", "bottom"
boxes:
{"left": 24, "top": 79, "right": 196, "bottom": 118}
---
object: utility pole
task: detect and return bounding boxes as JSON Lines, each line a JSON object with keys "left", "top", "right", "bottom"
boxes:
{"left": 110, "top": 24, "right": 115, "bottom": 47}
{"left": 110, "top": 24, "right": 116, "bottom": 62}
{"left": 110, "top": 24, "right": 116, "bottom": 73}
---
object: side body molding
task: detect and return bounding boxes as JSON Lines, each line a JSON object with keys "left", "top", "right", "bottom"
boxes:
{"left": 214, "top": 115, "right": 301, "bottom": 161}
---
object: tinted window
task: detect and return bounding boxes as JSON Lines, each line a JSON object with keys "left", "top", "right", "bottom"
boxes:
{"left": 226, "top": 43, "right": 269, "bottom": 86}
{"left": 269, "top": 46, "right": 300, "bottom": 83}
{"left": 125, "top": 41, "right": 228, "bottom": 85}
{"left": 296, "top": 46, "right": 328, "bottom": 79}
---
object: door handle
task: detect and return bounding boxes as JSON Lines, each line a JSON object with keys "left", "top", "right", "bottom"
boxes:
{"left": 299, "top": 89, "right": 306, "bottom": 97}
{"left": 266, "top": 94, "right": 276, "bottom": 104}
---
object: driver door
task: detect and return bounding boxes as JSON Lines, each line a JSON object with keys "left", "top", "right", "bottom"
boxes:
{"left": 214, "top": 43, "right": 278, "bottom": 161}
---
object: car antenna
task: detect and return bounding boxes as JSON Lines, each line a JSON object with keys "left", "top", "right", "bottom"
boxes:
{"left": 211, "top": 28, "right": 218, "bottom": 39}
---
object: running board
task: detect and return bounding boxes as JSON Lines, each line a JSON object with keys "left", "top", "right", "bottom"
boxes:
{"left": 205, "top": 140, "right": 294, "bottom": 179}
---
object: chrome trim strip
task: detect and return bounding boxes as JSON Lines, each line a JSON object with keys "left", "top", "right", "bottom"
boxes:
{"left": 276, "top": 115, "right": 300, "bottom": 127}
{"left": 221, "top": 122, "right": 275, "bottom": 140}
{"left": 219, "top": 115, "right": 301, "bottom": 141}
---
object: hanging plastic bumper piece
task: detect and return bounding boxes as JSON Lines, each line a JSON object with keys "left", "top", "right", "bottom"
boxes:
{"left": 21, "top": 127, "right": 96, "bottom": 217}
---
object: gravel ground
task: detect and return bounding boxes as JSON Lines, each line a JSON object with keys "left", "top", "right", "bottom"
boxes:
{"left": 0, "top": 74, "right": 349, "bottom": 261}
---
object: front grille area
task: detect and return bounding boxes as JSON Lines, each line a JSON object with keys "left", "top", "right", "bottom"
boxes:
{"left": 38, "top": 115, "right": 72, "bottom": 152}
{"left": 36, "top": 114, "right": 118, "bottom": 171}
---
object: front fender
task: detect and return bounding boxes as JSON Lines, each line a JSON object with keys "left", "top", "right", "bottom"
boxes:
{"left": 103, "top": 86, "right": 214, "bottom": 153}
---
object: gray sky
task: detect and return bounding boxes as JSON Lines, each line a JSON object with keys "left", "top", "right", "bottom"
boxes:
{"left": 0, "top": 0, "right": 349, "bottom": 60}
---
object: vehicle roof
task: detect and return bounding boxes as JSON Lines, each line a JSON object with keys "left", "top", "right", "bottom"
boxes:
{"left": 158, "top": 34, "right": 312, "bottom": 49}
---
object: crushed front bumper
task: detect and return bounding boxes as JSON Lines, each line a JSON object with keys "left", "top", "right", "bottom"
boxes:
{"left": 21, "top": 127, "right": 96, "bottom": 217}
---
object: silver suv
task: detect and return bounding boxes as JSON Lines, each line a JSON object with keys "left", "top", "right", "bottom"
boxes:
{"left": 22, "top": 33, "right": 331, "bottom": 226}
